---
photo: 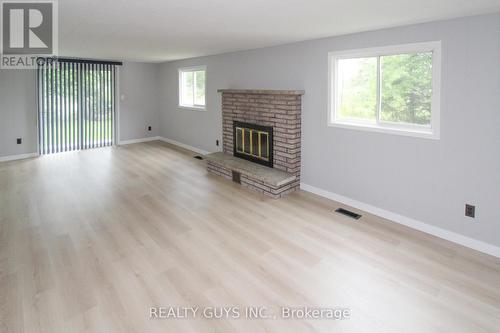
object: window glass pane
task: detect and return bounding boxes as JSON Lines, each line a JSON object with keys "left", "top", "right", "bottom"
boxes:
{"left": 380, "top": 52, "right": 432, "bottom": 125}
{"left": 181, "top": 71, "right": 193, "bottom": 106}
{"left": 337, "top": 57, "right": 377, "bottom": 122}
{"left": 194, "top": 70, "right": 205, "bottom": 106}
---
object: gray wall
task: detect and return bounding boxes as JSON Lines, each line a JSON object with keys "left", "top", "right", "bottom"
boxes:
{"left": 159, "top": 13, "right": 500, "bottom": 247}
{"left": 118, "top": 62, "right": 160, "bottom": 141}
{"left": 0, "top": 61, "right": 160, "bottom": 157}
{"left": 0, "top": 69, "right": 37, "bottom": 156}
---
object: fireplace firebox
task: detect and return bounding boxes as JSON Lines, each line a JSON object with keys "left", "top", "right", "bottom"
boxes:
{"left": 233, "top": 121, "right": 273, "bottom": 168}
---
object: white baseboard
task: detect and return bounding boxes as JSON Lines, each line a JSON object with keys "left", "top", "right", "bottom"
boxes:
{"left": 114, "top": 135, "right": 211, "bottom": 155}
{"left": 159, "top": 137, "right": 210, "bottom": 155}
{"left": 0, "top": 152, "right": 38, "bottom": 163}
{"left": 300, "top": 183, "right": 500, "bottom": 258}
{"left": 118, "top": 136, "right": 161, "bottom": 145}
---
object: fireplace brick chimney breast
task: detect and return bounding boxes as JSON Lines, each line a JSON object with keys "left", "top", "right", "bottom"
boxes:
{"left": 210, "top": 89, "right": 303, "bottom": 198}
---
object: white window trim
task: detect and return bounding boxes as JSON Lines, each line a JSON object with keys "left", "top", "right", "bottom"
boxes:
{"left": 328, "top": 41, "right": 441, "bottom": 140}
{"left": 178, "top": 65, "right": 207, "bottom": 111}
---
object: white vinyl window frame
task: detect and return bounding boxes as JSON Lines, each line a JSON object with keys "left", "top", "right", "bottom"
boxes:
{"left": 328, "top": 41, "right": 441, "bottom": 139}
{"left": 178, "top": 65, "right": 207, "bottom": 111}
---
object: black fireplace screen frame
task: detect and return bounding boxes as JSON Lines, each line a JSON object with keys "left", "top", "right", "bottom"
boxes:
{"left": 233, "top": 121, "right": 273, "bottom": 168}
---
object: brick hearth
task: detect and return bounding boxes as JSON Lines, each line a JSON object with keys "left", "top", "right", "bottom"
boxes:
{"left": 207, "top": 89, "right": 303, "bottom": 198}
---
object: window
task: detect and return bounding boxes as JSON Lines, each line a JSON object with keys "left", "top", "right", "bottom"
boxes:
{"left": 328, "top": 42, "right": 441, "bottom": 139}
{"left": 179, "top": 66, "right": 206, "bottom": 110}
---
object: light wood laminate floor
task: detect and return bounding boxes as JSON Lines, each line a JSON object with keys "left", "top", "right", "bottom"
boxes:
{"left": 1, "top": 141, "right": 499, "bottom": 333}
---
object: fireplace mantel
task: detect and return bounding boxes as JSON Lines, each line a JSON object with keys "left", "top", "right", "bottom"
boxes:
{"left": 217, "top": 89, "right": 305, "bottom": 95}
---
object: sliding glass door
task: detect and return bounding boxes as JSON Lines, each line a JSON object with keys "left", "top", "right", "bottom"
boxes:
{"left": 37, "top": 60, "right": 117, "bottom": 154}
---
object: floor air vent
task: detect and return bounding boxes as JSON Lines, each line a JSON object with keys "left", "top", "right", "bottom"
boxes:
{"left": 194, "top": 155, "right": 204, "bottom": 160}
{"left": 335, "top": 208, "right": 362, "bottom": 220}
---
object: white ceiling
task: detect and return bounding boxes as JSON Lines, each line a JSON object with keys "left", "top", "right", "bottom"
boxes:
{"left": 59, "top": 0, "right": 500, "bottom": 63}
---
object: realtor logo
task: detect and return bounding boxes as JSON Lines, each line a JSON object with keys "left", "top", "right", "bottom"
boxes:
{"left": 1, "top": 0, "right": 57, "bottom": 68}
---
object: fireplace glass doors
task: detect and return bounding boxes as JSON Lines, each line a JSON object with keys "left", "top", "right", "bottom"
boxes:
{"left": 233, "top": 121, "right": 273, "bottom": 167}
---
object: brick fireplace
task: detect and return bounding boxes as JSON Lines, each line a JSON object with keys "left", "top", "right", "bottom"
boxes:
{"left": 206, "top": 89, "right": 303, "bottom": 198}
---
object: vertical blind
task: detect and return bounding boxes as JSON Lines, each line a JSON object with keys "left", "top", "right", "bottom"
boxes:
{"left": 37, "top": 60, "right": 117, "bottom": 155}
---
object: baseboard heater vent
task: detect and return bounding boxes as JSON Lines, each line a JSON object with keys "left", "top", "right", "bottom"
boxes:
{"left": 194, "top": 155, "right": 204, "bottom": 160}
{"left": 335, "top": 208, "right": 362, "bottom": 220}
